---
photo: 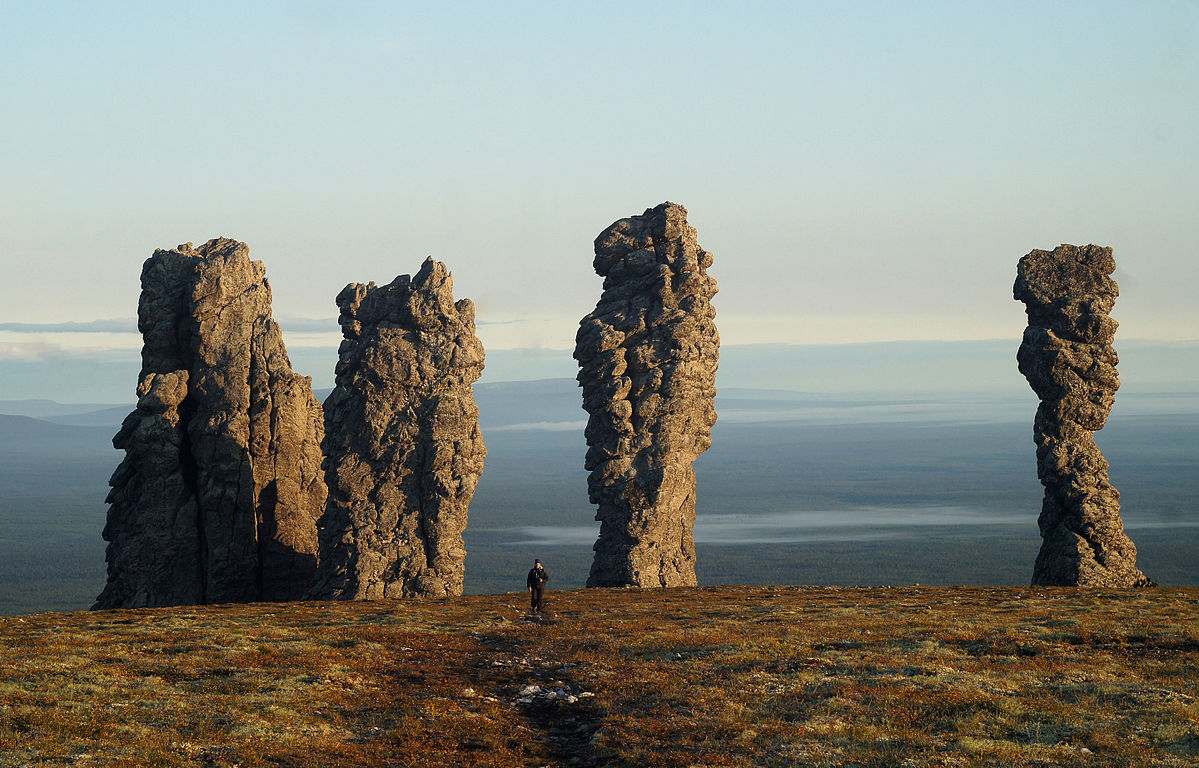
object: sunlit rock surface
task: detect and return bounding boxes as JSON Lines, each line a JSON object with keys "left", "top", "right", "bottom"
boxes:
{"left": 575, "top": 202, "right": 719, "bottom": 588}
{"left": 1015, "top": 243, "right": 1152, "bottom": 587}
{"left": 96, "top": 238, "right": 327, "bottom": 609}
{"left": 311, "top": 258, "right": 486, "bottom": 598}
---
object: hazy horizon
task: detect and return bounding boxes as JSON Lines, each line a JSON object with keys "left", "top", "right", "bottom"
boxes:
{"left": 2, "top": 337, "right": 1198, "bottom": 405}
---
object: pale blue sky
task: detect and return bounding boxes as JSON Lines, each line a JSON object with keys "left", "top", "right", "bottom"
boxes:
{"left": 2, "top": 1, "right": 1196, "bottom": 363}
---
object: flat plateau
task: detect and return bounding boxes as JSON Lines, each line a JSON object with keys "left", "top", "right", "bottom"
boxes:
{"left": 3, "top": 585, "right": 1197, "bottom": 767}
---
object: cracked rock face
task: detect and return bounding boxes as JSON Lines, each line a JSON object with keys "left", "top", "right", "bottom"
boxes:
{"left": 575, "top": 202, "right": 719, "bottom": 588}
{"left": 1015, "top": 244, "right": 1152, "bottom": 587}
{"left": 310, "top": 258, "right": 486, "bottom": 598}
{"left": 95, "top": 238, "right": 327, "bottom": 609}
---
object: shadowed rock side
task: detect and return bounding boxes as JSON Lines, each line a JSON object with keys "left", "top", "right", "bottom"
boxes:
{"left": 575, "top": 202, "right": 719, "bottom": 588}
{"left": 95, "top": 238, "right": 327, "bottom": 609}
{"left": 1014, "top": 244, "right": 1152, "bottom": 587}
{"left": 310, "top": 258, "right": 486, "bottom": 599}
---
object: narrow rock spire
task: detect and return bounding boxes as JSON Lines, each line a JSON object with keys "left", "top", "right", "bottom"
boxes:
{"left": 575, "top": 202, "right": 719, "bottom": 588}
{"left": 1014, "top": 243, "right": 1152, "bottom": 587}
{"left": 311, "top": 258, "right": 486, "bottom": 598}
{"left": 95, "top": 238, "right": 327, "bottom": 609}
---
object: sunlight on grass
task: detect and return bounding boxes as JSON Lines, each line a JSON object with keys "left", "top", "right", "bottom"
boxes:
{"left": 1, "top": 587, "right": 1197, "bottom": 766}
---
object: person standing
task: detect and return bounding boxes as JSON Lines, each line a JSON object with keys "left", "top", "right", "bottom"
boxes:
{"left": 526, "top": 559, "right": 549, "bottom": 614}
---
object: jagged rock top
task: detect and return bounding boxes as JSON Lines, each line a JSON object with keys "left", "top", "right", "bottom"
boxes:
{"left": 592, "top": 201, "right": 715, "bottom": 279}
{"left": 336, "top": 257, "right": 477, "bottom": 340}
{"left": 1014, "top": 244, "right": 1118, "bottom": 345}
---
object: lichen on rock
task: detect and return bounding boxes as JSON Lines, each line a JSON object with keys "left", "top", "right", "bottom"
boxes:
{"left": 575, "top": 202, "right": 719, "bottom": 588}
{"left": 95, "top": 238, "right": 327, "bottom": 609}
{"left": 310, "top": 257, "right": 486, "bottom": 598}
{"left": 1014, "top": 243, "right": 1152, "bottom": 587}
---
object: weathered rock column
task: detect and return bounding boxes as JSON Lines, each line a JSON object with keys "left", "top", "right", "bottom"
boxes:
{"left": 95, "top": 238, "right": 327, "bottom": 609}
{"left": 311, "top": 258, "right": 486, "bottom": 599}
{"left": 1015, "top": 243, "right": 1152, "bottom": 587}
{"left": 575, "top": 202, "right": 719, "bottom": 588}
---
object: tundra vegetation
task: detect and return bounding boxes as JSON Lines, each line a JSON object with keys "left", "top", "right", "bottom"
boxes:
{"left": 3, "top": 586, "right": 1197, "bottom": 767}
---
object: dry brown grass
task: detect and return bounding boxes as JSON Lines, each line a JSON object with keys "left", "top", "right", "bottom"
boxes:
{"left": 2, "top": 586, "right": 1197, "bottom": 767}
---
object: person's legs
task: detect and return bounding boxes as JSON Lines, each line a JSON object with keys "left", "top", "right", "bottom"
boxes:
{"left": 532, "top": 587, "right": 543, "bottom": 613}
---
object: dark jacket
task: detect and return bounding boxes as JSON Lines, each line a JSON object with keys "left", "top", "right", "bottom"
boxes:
{"left": 527, "top": 566, "right": 548, "bottom": 590}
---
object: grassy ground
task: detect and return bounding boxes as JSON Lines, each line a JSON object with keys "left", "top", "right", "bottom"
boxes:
{"left": 2, "top": 586, "right": 1198, "bottom": 767}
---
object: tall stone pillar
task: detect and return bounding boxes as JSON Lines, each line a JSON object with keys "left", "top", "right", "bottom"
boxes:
{"left": 575, "top": 202, "right": 719, "bottom": 588}
{"left": 96, "top": 238, "right": 326, "bottom": 609}
{"left": 311, "top": 258, "right": 486, "bottom": 598}
{"left": 1015, "top": 243, "right": 1152, "bottom": 587}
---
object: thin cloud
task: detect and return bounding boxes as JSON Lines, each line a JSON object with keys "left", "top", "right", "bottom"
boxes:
{"left": 0, "top": 319, "right": 137, "bottom": 333}
{"left": 0, "top": 341, "right": 65, "bottom": 361}
{"left": 275, "top": 317, "right": 339, "bottom": 333}
{"left": 0, "top": 317, "right": 347, "bottom": 335}
{"left": 0, "top": 341, "right": 140, "bottom": 363}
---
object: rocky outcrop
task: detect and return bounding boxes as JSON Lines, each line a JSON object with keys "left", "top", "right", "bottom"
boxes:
{"left": 95, "top": 238, "right": 327, "bottom": 609}
{"left": 1015, "top": 244, "right": 1152, "bottom": 587}
{"left": 575, "top": 202, "right": 719, "bottom": 588}
{"left": 310, "top": 258, "right": 486, "bottom": 599}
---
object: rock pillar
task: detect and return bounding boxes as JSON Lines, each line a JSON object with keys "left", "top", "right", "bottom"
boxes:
{"left": 311, "top": 258, "right": 486, "bottom": 598}
{"left": 1015, "top": 243, "right": 1152, "bottom": 587}
{"left": 575, "top": 202, "right": 719, "bottom": 588}
{"left": 96, "top": 238, "right": 327, "bottom": 609}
